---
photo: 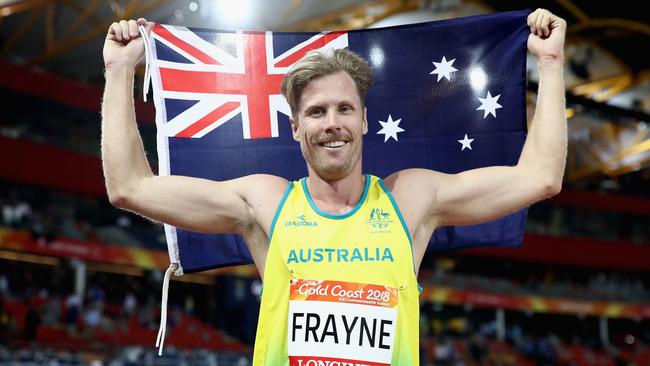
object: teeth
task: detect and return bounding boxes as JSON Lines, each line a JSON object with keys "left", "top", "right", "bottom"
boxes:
{"left": 322, "top": 141, "right": 346, "bottom": 148}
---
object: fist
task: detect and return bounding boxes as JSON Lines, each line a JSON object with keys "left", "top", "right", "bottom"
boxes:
{"left": 527, "top": 8, "right": 566, "bottom": 63}
{"left": 103, "top": 18, "right": 154, "bottom": 69}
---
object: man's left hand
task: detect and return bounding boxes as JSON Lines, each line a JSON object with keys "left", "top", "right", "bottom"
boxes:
{"left": 527, "top": 8, "right": 566, "bottom": 63}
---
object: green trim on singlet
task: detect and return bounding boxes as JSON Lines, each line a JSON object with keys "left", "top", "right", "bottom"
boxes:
{"left": 263, "top": 182, "right": 294, "bottom": 298}
{"left": 378, "top": 178, "right": 423, "bottom": 294}
{"left": 268, "top": 182, "right": 294, "bottom": 241}
{"left": 301, "top": 174, "right": 371, "bottom": 220}
{"left": 377, "top": 178, "right": 413, "bottom": 245}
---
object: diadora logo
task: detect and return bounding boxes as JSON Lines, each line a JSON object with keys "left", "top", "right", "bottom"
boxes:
{"left": 285, "top": 214, "right": 319, "bottom": 227}
{"left": 367, "top": 208, "right": 393, "bottom": 230}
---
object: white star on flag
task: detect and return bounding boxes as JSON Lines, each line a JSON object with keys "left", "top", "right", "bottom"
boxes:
{"left": 477, "top": 91, "right": 503, "bottom": 118}
{"left": 377, "top": 114, "right": 405, "bottom": 142}
{"left": 430, "top": 56, "right": 458, "bottom": 82}
{"left": 458, "top": 134, "right": 474, "bottom": 151}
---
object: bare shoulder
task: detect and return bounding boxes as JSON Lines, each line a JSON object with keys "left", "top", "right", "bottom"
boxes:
{"left": 235, "top": 174, "right": 289, "bottom": 207}
{"left": 236, "top": 173, "right": 289, "bottom": 190}
{"left": 383, "top": 168, "right": 447, "bottom": 228}
{"left": 383, "top": 168, "right": 445, "bottom": 201}
{"left": 234, "top": 174, "right": 290, "bottom": 230}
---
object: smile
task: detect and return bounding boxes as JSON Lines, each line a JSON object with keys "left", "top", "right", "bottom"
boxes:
{"left": 319, "top": 140, "right": 347, "bottom": 148}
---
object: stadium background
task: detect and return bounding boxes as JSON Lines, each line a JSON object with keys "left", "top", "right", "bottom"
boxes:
{"left": 0, "top": 0, "right": 649, "bottom": 365}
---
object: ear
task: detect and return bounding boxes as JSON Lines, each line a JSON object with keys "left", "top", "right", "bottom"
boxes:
{"left": 362, "top": 107, "right": 368, "bottom": 135}
{"left": 290, "top": 117, "right": 300, "bottom": 142}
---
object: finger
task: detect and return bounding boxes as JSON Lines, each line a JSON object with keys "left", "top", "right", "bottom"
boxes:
{"left": 527, "top": 10, "right": 537, "bottom": 34}
{"left": 144, "top": 20, "right": 155, "bottom": 35}
{"left": 531, "top": 9, "right": 543, "bottom": 35}
{"left": 119, "top": 20, "right": 130, "bottom": 41}
{"left": 542, "top": 13, "right": 551, "bottom": 37}
{"left": 549, "top": 13, "right": 566, "bottom": 32}
{"left": 128, "top": 19, "right": 139, "bottom": 39}
{"left": 108, "top": 22, "right": 121, "bottom": 41}
{"left": 527, "top": 11, "right": 534, "bottom": 27}
{"left": 135, "top": 18, "right": 155, "bottom": 36}
{"left": 535, "top": 11, "right": 544, "bottom": 34}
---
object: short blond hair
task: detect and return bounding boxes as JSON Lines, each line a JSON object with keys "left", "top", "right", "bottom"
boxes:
{"left": 281, "top": 49, "right": 373, "bottom": 119}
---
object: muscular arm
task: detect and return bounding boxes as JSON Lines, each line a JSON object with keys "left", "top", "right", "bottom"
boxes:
{"left": 387, "top": 9, "right": 567, "bottom": 238}
{"left": 101, "top": 19, "right": 286, "bottom": 235}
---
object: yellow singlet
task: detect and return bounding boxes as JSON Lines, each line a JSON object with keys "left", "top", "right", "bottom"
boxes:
{"left": 253, "top": 174, "right": 420, "bottom": 366}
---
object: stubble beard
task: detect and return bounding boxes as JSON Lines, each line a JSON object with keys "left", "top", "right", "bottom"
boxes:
{"left": 303, "top": 139, "right": 362, "bottom": 181}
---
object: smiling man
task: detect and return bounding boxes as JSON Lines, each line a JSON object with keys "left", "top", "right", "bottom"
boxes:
{"left": 102, "top": 8, "right": 567, "bottom": 365}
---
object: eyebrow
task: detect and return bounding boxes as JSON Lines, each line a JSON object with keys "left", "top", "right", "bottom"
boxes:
{"left": 302, "top": 99, "right": 356, "bottom": 112}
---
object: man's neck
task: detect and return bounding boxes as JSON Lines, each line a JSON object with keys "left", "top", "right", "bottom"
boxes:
{"left": 305, "top": 171, "right": 366, "bottom": 216}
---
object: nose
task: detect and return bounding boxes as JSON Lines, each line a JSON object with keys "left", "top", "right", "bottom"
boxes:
{"left": 323, "top": 109, "right": 341, "bottom": 133}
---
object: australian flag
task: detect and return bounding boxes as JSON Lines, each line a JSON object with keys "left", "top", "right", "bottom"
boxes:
{"left": 148, "top": 10, "right": 531, "bottom": 274}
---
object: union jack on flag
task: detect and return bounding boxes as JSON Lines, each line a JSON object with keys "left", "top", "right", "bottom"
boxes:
{"left": 147, "top": 11, "right": 532, "bottom": 273}
{"left": 151, "top": 24, "right": 348, "bottom": 139}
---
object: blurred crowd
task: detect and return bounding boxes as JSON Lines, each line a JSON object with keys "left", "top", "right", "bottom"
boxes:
{"left": 1, "top": 181, "right": 166, "bottom": 249}
{"left": 421, "top": 257, "right": 650, "bottom": 303}
{"left": 0, "top": 261, "right": 164, "bottom": 347}
{"left": 527, "top": 204, "right": 650, "bottom": 245}
{"left": 0, "top": 256, "right": 261, "bottom": 350}
{"left": 0, "top": 88, "right": 156, "bottom": 158}
{"left": 418, "top": 303, "right": 650, "bottom": 366}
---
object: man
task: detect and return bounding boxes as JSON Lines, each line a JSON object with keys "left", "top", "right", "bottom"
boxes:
{"left": 102, "top": 8, "right": 566, "bottom": 365}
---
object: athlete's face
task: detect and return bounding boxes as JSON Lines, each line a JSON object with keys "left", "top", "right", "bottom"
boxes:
{"left": 291, "top": 71, "right": 368, "bottom": 181}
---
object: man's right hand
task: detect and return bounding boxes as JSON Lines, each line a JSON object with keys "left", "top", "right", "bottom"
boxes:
{"left": 103, "top": 18, "right": 153, "bottom": 69}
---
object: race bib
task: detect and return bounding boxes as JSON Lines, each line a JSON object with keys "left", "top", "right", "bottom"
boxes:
{"left": 288, "top": 279, "right": 399, "bottom": 366}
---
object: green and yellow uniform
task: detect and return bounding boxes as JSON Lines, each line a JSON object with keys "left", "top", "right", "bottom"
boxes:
{"left": 253, "top": 175, "right": 420, "bottom": 365}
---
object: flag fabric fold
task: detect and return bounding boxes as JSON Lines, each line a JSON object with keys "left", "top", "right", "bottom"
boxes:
{"left": 148, "top": 10, "right": 531, "bottom": 274}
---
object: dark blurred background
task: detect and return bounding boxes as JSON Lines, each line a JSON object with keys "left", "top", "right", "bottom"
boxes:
{"left": 1, "top": 0, "right": 649, "bottom": 365}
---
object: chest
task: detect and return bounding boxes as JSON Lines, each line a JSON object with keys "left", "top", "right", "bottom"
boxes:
{"left": 272, "top": 200, "right": 414, "bottom": 288}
